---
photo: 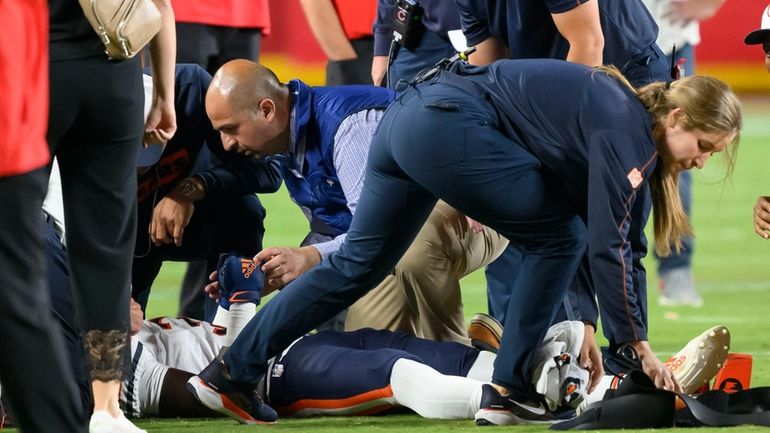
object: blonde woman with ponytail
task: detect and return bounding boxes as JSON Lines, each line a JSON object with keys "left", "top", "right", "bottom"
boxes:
{"left": 600, "top": 66, "right": 741, "bottom": 255}
{"left": 188, "top": 58, "right": 742, "bottom": 426}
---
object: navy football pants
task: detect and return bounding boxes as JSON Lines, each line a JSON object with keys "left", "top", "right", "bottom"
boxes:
{"left": 225, "top": 79, "right": 586, "bottom": 401}
{"left": 268, "top": 329, "right": 478, "bottom": 412}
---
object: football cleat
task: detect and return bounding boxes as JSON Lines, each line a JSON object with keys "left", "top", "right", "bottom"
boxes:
{"left": 468, "top": 313, "right": 503, "bottom": 354}
{"left": 664, "top": 325, "right": 730, "bottom": 394}
{"left": 89, "top": 411, "right": 146, "bottom": 433}
{"left": 186, "top": 351, "right": 277, "bottom": 424}
{"left": 216, "top": 253, "right": 264, "bottom": 311}
{"left": 474, "top": 384, "right": 569, "bottom": 425}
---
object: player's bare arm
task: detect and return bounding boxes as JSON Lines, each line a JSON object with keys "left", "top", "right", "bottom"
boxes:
{"left": 551, "top": 0, "right": 604, "bottom": 66}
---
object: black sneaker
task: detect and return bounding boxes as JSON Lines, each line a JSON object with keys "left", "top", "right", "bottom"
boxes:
{"left": 475, "top": 384, "right": 567, "bottom": 425}
{"left": 186, "top": 354, "right": 277, "bottom": 424}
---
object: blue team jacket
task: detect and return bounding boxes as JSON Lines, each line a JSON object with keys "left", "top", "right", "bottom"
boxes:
{"left": 281, "top": 80, "right": 395, "bottom": 237}
{"left": 446, "top": 59, "right": 657, "bottom": 344}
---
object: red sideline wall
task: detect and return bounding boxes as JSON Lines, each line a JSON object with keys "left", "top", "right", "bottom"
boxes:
{"left": 697, "top": 0, "right": 770, "bottom": 91}
{"left": 699, "top": 0, "right": 764, "bottom": 63}
{"left": 261, "top": 0, "right": 326, "bottom": 84}
{"left": 262, "top": 0, "right": 770, "bottom": 91}
{"left": 262, "top": 0, "right": 324, "bottom": 62}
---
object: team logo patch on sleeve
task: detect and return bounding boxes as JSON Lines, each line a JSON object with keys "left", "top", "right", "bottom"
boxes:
{"left": 627, "top": 168, "right": 643, "bottom": 189}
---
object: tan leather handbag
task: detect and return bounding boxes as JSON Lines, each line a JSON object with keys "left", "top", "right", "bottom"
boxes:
{"left": 79, "top": 0, "right": 162, "bottom": 60}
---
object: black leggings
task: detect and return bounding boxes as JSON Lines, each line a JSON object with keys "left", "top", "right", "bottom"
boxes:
{"left": 47, "top": 55, "right": 143, "bottom": 333}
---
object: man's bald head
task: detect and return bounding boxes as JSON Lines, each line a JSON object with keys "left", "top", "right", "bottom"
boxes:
{"left": 208, "top": 59, "right": 285, "bottom": 115}
{"left": 206, "top": 60, "right": 292, "bottom": 157}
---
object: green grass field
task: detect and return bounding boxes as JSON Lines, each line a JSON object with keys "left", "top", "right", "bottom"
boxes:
{"left": 133, "top": 98, "right": 770, "bottom": 432}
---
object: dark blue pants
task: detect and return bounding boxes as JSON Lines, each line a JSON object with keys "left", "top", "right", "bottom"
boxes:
{"left": 132, "top": 194, "right": 265, "bottom": 321}
{"left": 225, "top": 79, "right": 586, "bottom": 401}
{"left": 268, "top": 329, "right": 478, "bottom": 409}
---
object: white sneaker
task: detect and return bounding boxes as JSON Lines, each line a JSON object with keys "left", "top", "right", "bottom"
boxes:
{"left": 664, "top": 325, "right": 730, "bottom": 394}
{"left": 89, "top": 410, "right": 147, "bottom": 433}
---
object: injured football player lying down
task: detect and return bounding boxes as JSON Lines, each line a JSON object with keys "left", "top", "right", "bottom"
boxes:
{"left": 128, "top": 257, "right": 730, "bottom": 426}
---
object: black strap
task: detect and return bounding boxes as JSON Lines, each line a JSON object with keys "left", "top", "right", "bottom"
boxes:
{"left": 677, "top": 388, "right": 770, "bottom": 427}
{"left": 408, "top": 47, "right": 477, "bottom": 88}
{"left": 602, "top": 343, "right": 642, "bottom": 378}
{"left": 550, "top": 393, "right": 675, "bottom": 430}
{"left": 551, "top": 370, "right": 770, "bottom": 430}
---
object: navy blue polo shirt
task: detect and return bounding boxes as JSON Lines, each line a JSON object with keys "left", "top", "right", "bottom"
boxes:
{"left": 374, "top": 0, "right": 462, "bottom": 56}
{"left": 457, "top": 0, "right": 660, "bottom": 66}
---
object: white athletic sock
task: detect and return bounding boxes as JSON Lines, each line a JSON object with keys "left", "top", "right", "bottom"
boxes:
{"left": 224, "top": 303, "right": 257, "bottom": 346}
{"left": 466, "top": 350, "right": 496, "bottom": 382}
{"left": 210, "top": 303, "right": 257, "bottom": 345}
{"left": 211, "top": 305, "right": 229, "bottom": 328}
{"left": 390, "top": 358, "right": 485, "bottom": 419}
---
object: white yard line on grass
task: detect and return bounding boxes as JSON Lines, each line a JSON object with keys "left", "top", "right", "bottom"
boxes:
{"left": 696, "top": 281, "right": 770, "bottom": 293}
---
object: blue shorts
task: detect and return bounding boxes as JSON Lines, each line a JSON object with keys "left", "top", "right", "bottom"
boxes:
{"left": 266, "top": 328, "right": 479, "bottom": 417}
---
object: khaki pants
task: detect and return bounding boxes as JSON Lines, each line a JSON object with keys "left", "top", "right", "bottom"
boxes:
{"left": 345, "top": 201, "right": 509, "bottom": 344}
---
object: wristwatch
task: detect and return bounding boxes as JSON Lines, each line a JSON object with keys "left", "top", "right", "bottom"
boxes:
{"left": 172, "top": 177, "right": 204, "bottom": 202}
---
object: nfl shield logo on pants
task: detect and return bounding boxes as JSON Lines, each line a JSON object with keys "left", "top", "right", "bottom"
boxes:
{"left": 272, "top": 364, "right": 284, "bottom": 378}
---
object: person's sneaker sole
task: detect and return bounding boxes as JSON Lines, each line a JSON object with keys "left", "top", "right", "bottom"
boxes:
{"left": 665, "top": 325, "right": 730, "bottom": 394}
{"left": 89, "top": 410, "right": 147, "bottom": 433}
{"left": 186, "top": 377, "right": 275, "bottom": 425}
{"left": 474, "top": 408, "right": 556, "bottom": 426}
{"left": 474, "top": 384, "right": 558, "bottom": 427}
{"left": 469, "top": 313, "right": 503, "bottom": 353}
